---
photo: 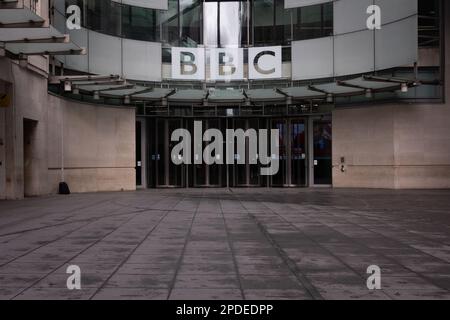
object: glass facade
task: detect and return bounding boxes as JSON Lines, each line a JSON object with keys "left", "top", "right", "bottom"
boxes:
{"left": 293, "top": 3, "right": 333, "bottom": 41}
{"left": 418, "top": 0, "right": 441, "bottom": 48}
{"left": 60, "top": 0, "right": 334, "bottom": 47}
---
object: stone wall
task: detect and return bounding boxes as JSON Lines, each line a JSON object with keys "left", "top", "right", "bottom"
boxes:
{"left": 0, "top": 58, "right": 136, "bottom": 199}
{"left": 332, "top": 1, "right": 450, "bottom": 189}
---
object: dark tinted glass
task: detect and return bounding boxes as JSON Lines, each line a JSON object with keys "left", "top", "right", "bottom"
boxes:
{"left": 293, "top": 3, "right": 333, "bottom": 41}
{"left": 57, "top": 0, "right": 334, "bottom": 49}
{"left": 122, "top": 6, "right": 159, "bottom": 42}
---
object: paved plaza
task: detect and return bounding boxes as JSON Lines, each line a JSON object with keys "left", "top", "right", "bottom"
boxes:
{"left": 0, "top": 188, "right": 450, "bottom": 300}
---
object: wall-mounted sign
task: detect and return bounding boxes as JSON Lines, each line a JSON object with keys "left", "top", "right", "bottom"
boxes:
{"left": 209, "top": 48, "right": 244, "bottom": 81}
{"left": 248, "top": 46, "right": 282, "bottom": 80}
{"left": 171, "top": 46, "right": 282, "bottom": 81}
{"left": 171, "top": 47, "right": 205, "bottom": 81}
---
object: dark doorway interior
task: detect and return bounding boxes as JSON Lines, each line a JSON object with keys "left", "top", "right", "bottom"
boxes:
{"left": 147, "top": 117, "right": 331, "bottom": 188}
{"left": 136, "top": 121, "right": 142, "bottom": 187}
{"left": 23, "top": 119, "right": 38, "bottom": 197}
{"left": 313, "top": 119, "right": 333, "bottom": 185}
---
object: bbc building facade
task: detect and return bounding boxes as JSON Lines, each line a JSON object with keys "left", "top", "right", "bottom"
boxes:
{"left": 0, "top": 0, "right": 448, "bottom": 198}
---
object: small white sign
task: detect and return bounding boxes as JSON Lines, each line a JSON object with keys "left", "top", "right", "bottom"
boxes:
{"left": 172, "top": 47, "right": 205, "bottom": 80}
{"left": 170, "top": 47, "right": 282, "bottom": 81}
{"left": 248, "top": 46, "right": 282, "bottom": 80}
{"left": 209, "top": 48, "right": 244, "bottom": 81}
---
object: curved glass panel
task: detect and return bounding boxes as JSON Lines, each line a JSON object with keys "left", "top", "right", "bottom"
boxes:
{"left": 56, "top": 0, "right": 334, "bottom": 48}
{"left": 180, "top": 0, "right": 202, "bottom": 46}
{"left": 122, "top": 5, "right": 159, "bottom": 41}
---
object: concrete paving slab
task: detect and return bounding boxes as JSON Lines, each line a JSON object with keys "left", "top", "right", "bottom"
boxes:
{"left": 0, "top": 188, "right": 449, "bottom": 300}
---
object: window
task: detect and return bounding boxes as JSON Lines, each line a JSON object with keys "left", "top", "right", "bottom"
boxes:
{"left": 293, "top": 3, "right": 333, "bottom": 41}
{"left": 122, "top": 6, "right": 159, "bottom": 42}
{"left": 85, "top": 0, "right": 121, "bottom": 36}
{"left": 203, "top": 1, "right": 218, "bottom": 47}
{"left": 56, "top": 0, "right": 334, "bottom": 50}
{"left": 219, "top": 1, "right": 245, "bottom": 47}
{"left": 180, "top": 0, "right": 202, "bottom": 47}
{"left": 418, "top": 0, "right": 440, "bottom": 48}
{"left": 275, "top": 0, "right": 292, "bottom": 45}
{"left": 253, "top": 0, "right": 275, "bottom": 45}
{"left": 160, "top": 0, "right": 180, "bottom": 45}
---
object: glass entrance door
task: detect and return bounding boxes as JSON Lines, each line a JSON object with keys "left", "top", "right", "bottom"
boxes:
{"left": 146, "top": 116, "right": 331, "bottom": 188}
{"left": 270, "top": 118, "right": 307, "bottom": 187}
{"left": 312, "top": 118, "right": 333, "bottom": 186}
{"left": 271, "top": 119, "right": 288, "bottom": 186}
{"left": 190, "top": 119, "right": 226, "bottom": 187}
{"left": 290, "top": 119, "right": 307, "bottom": 186}
{"left": 151, "top": 118, "right": 185, "bottom": 188}
{"left": 231, "top": 118, "right": 264, "bottom": 187}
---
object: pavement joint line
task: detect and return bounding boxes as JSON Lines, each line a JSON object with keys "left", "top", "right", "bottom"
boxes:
{"left": 235, "top": 195, "right": 324, "bottom": 300}
{"left": 0, "top": 196, "right": 117, "bottom": 232}
{"left": 258, "top": 201, "right": 392, "bottom": 297}
{"left": 0, "top": 195, "right": 190, "bottom": 238}
{"left": 219, "top": 197, "right": 246, "bottom": 300}
{"left": 318, "top": 207, "right": 450, "bottom": 293}
{"left": 0, "top": 207, "right": 154, "bottom": 239}
{"left": 329, "top": 206, "right": 450, "bottom": 253}
{"left": 166, "top": 197, "right": 201, "bottom": 300}
{"left": 1, "top": 189, "right": 450, "bottom": 300}
{"left": 89, "top": 206, "right": 178, "bottom": 299}
{"left": 9, "top": 208, "right": 145, "bottom": 300}
{"left": 3, "top": 193, "right": 174, "bottom": 299}
{"left": 0, "top": 209, "right": 141, "bottom": 268}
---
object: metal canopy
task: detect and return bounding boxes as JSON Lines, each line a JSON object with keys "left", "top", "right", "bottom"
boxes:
{"left": 4, "top": 42, "right": 85, "bottom": 55}
{"left": 0, "top": 7, "right": 85, "bottom": 57}
{"left": 340, "top": 77, "right": 401, "bottom": 90}
{"left": 245, "top": 89, "right": 286, "bottom": 102}
{"left": 132, "top": 88, "right": 175, "bottom": 101}
{"left": 208, "top": 89, "right": 246, "bottom": 103}
{"left": 312, "top": 83, "right": 363, "bottom": 95}
{"left": 0, "top": 26, "right": 67, "bottom": 43}
{"left": 98, "top": 86, "right": 151, "bottom": 98}
{"left": 280, "top": 87, "right": 325, "bottom": 99}
{"left": 0, "top": 8, "right": 44, "bottom": 26}
{"left": 77, "top": 84, "right": 134, "bottom": 93}
{"left": 55, "top": 74, "right": 426, "bottom": 106}
{"left": 168, "top": 89, "right": 207, "bottom": 103}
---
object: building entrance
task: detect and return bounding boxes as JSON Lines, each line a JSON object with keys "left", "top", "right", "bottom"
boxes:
{"left": 146, "top": 117, "right": 331, "bottom": 188}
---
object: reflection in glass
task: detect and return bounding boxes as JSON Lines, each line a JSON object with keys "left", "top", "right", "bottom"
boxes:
{"left": 85, "top": 0, "right": 121, "bottom": 36}
{"left": 254, "top": 0, "right": 275, "bottom": 45}
{"left": 57, "top": 0, "right": 335, "bottom": 54}
{"left": 156, "top": 119, "right": 166, "bottom": 186}
{"left": 291, "top": 120, "right": 306, "bottom": 186}
{"left": 233, "top": 119, "right": 247, "bottom": 186}
{"left": 169, "top": 119, "right": 184, "bottom": 186}
{"left": 271, "top": 119, "right": 287, "bottom": 186}
{"left": 313, "top": 120, "right": 332, "bottom": 185}
{"left": 293, "top": 3, "right": 333, "bottom": 41}
{"left": 219, "top": 2, "right": 243, "bottom": 47}
{"left": 122, "top": 6, "right": 158, "bottom": 42}
{"left": 275, "top": 0, "right": 291, "bottom": 45}
{"left": 203, "top": 2, "right": 218, "bottom": 47}
{"left": 248, "top": 118, "right": 261, "bottom": 186}
{"left": 180, "top": 0, "right": 202, "bottom": 47}
{"left": 160, "top": 0, "right": 180, "bottom": 45}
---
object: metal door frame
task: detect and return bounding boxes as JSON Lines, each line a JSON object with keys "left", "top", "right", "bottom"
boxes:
{"left": 308, "top": 116, "right": 333, "bottom": 188}
{"left": 136, "top": 117, "right": 147, "bottom": 189}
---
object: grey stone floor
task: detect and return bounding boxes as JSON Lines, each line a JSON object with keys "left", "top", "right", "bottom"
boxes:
{"left": 1, "top": 188, "right": 450, "bottom": 300}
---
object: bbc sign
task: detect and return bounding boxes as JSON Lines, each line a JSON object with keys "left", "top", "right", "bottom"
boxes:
{"left": 171, "top": 46, "right": 282, "bottom": 81}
